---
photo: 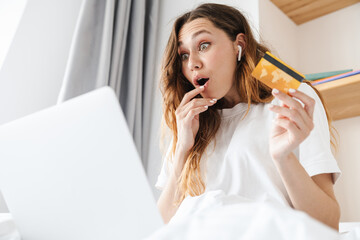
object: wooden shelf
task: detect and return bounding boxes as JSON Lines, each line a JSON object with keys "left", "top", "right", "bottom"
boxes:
{"left": 314, "top": 74, "right": 360, "bottom": 121}
{"left": 270, "top": 0, "right": 360, "bottom": 25}
{"left": 266, "top": 0, "right": 360, "bottom": 120}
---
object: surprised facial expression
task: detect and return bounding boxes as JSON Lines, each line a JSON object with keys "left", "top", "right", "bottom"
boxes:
{"left": 178, "top": 18, "right": 240, "bottom": 103}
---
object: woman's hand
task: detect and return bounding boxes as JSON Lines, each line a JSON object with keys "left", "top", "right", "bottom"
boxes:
{"left": 175, "top": 85, "right": 216, "bottom": 158}
{"left": 268, "top": 88, "right": 315, "bottom": 162}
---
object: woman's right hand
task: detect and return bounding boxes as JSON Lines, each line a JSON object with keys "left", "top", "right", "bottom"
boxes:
{"left": 174, "top": 85, "right": 216, "bottom": 159}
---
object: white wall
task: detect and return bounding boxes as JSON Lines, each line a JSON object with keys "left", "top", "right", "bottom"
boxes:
{"left": 259, "top": 1, "right": 360, "bottom": 73}
{"left": 298, "top": 3, "right": 360, "bottom": 73}
{"left": 298, "top": 3, "right": 360, "bottom": 222}
{"left": 259, "top": 0, "right": 360, "bottom": 221}
{"left": 147, "top": 0, "right": 261, "bottom": 200}
{"left": 0, "top": 0, "right": 83, "bottom": 212}
{"left": 0, "top": 0, "right": 83, "bottom": 125}
{"left": 332, "top": 116, "right": 360, "bottom": 222}
{"left": 0, "top": 0, "right": 28, "bottom": 72}
{"left": 258, "top": 0, "right": 299, "bottom": 69}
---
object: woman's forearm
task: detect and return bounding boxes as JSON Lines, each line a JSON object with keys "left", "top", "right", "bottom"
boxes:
{"left": 157, "top": 149, "right": 188, "bottom": 224}
{"left": 273, "top": 153, "right": 340, "bottom": 230}
{"left": 157, "top": 172, "right": 181, "bottom": 224}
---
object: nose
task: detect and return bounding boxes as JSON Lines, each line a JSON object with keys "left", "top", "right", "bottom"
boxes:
{"left": 188, "top": 53, "right": 202, "bottom": 71}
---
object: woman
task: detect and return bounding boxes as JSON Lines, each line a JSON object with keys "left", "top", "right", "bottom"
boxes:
{"left": 155, "top": 3, "right": 341, "bottom": 230}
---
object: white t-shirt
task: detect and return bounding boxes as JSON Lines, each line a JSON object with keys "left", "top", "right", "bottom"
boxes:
{"left": 155, "top": 83, "right": 341, "bottom": 206}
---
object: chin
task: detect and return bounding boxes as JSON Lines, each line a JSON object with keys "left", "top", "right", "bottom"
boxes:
{"left": 200, "top": 90, "right": 210, "bottom": 98}
{"left": 205, "top": 88, "right": 222, "bottom": 99}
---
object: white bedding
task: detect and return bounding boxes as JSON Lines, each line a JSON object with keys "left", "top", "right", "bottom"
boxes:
{"left": 1, "top": 194, "right": 359, "bottom": 240}
{"left": 145, "top": 190, "right": 360, "bottom": 240}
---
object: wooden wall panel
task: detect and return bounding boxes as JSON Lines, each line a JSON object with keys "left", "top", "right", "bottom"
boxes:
{"left": 270, "top": 0, "right": 360, "bottom": 24}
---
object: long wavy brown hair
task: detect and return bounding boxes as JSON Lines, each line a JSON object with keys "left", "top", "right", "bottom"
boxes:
{"left": 159, "top": 3, "right": 336, "bottom": 205}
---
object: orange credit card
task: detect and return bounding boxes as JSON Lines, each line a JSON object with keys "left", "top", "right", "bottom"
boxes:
{"left": 251, "top": 51, "right": 305, "bottom": 93}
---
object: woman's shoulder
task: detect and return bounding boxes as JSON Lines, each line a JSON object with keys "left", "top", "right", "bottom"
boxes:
{"left": 298, "top": 82, "right": 318, "bottom": 97}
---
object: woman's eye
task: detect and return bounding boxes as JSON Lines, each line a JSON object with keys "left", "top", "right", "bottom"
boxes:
{"left": 199, "top": 42, "right": 210, "bottom": 51}
{"left": 180, "top": 53, "right": 189, "bottom": 61}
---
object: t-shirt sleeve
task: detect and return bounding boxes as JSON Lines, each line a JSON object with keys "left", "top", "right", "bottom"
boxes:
{"left": 297, "top": 83, "right": 341, "bottom": 183}
{"left": 155, "top": 139, "right": 174, "bottom": 191}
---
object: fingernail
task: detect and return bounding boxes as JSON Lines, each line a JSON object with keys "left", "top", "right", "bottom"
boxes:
{"left": 289, "top": 88, "right": 296, "bottom": 93}
{"left": 212, "top": 98, "right": 217, "bottom": 102}
{"left": 210, "top": 100, "right": 215, "bottom": 103}
{"left": 272, "top": 88, "right": 279, "bottom": 94}
{"left": 204, "top": 105, "right": 208, "bottom": 109}
{"left": 199, "top": 86, "right": 204, "bottom": 89}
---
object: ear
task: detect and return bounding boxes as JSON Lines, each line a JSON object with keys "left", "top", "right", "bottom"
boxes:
{"left": 234, "top": 33, "right": 246, "bottom": 55}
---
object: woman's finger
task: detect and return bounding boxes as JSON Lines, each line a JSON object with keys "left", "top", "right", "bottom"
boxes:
{"left": 273, "top": 117, "right": 302, "bottom": 137}
{"left": 178, "top": 86, "right": 205, "bottom": 109}
{"left": 180, "top": 98, "right": 216, "bottom": 118}
{"left": 269, "top": 104, "right": 311, "bottom": 131}
{"left": 272, "top": 88, "right": 313, "bottom": 123}
{"left": 184, "top": 105, "right": 209, "bottom": 122}
{"left": 287, "top": 88, "right": 316, "bottom": 119}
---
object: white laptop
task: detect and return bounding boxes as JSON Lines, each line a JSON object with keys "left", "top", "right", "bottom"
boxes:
{"left": 0, "top": 86, "right": 163, "bottom": 240}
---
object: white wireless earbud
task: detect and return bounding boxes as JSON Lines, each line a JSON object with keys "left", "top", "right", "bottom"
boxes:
{"left": 237, "top": 45, "right": 242, "bottom": 62}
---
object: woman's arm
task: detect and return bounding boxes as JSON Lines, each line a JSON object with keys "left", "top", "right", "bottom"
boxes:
{"left": 157, "top": 86, "right": 215, "bottom": 223}
{"left": 157, "top": 148, "right": 188, "bottom": 224}
{"left": 273, "top": 153, "right": 340, "bottom": 230}
{"left": 268, "top": 88, "right": 340, "bottom": 230}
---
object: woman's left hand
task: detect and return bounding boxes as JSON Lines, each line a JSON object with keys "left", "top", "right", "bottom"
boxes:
{"left": 268, "top": 88, "right": 316, "bottom": 162}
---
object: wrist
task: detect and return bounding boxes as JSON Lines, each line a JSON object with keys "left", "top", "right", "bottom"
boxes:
{"left": 173, "top": 145, "right": 190, "bottom": 177}
{"left": 271, "top": 152, "right": 293, "bottom": 164}
{"left": 272, "top": 152, "right": 297, "bottom": 169}
{"left": 175, "top": 143, "right": 190, "bottom": 158}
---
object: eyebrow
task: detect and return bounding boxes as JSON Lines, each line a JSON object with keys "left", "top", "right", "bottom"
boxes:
{"left": 178, "top": 29, "right": 212, "bottom": 46}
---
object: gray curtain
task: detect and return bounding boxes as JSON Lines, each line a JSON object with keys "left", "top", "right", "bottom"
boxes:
{"left": 57, "top": 0, "right": 160, "bottom": 168}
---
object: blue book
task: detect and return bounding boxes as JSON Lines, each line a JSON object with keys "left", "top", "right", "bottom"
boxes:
{"left": 305, "top": 69, "right": 353, "bottom": 81}
{"left": 311, "top": 70, "right": 360, "bottom": 86}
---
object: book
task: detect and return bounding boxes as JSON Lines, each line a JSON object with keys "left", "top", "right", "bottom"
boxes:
{"left": 311, "top": 69, "right": 360, "bottom": 86}
{"left": 305, "top": 69, "right": 353, "bottom": 81}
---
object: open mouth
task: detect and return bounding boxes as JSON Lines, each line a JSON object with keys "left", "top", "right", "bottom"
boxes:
{"left": 197, "top": 78, "right": 209, "bottom": 86}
